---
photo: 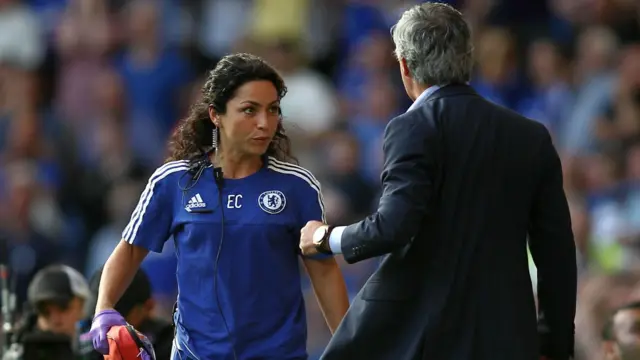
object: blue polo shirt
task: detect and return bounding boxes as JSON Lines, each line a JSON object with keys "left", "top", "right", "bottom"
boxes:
{"left": 121, "top": 156, "right": 327, "bottom": 359}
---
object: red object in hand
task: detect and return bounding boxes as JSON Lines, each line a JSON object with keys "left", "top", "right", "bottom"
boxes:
{"left": 104, "top": 324, "right": 156, "bottom": 360}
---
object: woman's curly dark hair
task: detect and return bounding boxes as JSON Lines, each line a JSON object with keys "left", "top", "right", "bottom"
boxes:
{"left": 167, "top": 53, "right": 295, "bottom": 163}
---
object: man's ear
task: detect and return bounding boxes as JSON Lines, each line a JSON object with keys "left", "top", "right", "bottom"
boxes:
{"left": 400, "top": 58, "right": 411, "bottom": 78}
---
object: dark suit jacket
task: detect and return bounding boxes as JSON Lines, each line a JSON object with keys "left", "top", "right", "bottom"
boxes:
{"left": 322, "top": 85, "right": 577, "bottom": 360}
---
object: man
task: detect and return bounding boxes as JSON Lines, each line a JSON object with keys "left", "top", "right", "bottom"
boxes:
{"left": 3, "top": 265, "right": 91, "bottom": 360}
{"left": 299, "top": 3, "right": 577, "bottom": 360}
{"left": 82, "top": 266, "right": 172, "bottom": 360}
{"left": 602, "top": 301, "right": 640, "bottom": 360}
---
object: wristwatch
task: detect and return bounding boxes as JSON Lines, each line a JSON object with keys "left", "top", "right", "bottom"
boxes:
{"left": 312, "top": 225, "right": 335, "bottom": 255}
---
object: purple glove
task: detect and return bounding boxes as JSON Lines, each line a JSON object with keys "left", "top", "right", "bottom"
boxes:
{"left": 89, "top": 309, "right": 127, "bottom": 354}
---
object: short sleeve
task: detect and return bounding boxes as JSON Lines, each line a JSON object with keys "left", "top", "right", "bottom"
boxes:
{"left": 298, "top": 174, "right": 326, "bottom": 226}
{"left": 122, "top": 161, "right": 188, "bottom": 253}
{"left": 265, "top": 157, "right": 329, "bottom": 259}
{"left": 297, "top": 171, "right": 330, "bottom": 260}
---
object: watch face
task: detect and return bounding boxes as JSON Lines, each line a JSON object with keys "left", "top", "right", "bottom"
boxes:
{"left": 312, "top": 226, "right": 327, "bottom": 244}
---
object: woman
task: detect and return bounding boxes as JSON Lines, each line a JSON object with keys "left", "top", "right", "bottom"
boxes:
{"left": 89, "top": 53, "right": 349, "bottom": 360}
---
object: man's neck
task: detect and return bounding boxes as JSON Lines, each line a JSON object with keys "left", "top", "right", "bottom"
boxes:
{"left": 411, "top": 82, "right": 432, "bottom": 102}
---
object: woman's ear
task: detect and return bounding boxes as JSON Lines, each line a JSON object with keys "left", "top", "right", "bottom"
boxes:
{"left": 208, "top": 106, "right": 222, "bottom": 127}
{"left": 208, "top": 106, "right": 217, "bottom": 125}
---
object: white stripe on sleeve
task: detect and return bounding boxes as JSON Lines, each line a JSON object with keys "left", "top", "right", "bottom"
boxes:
{"left": 267, "top": 157, "right": 326, "bottom": 223}
{"left": 122, "top": 161, "right": 189, "bottom": 244}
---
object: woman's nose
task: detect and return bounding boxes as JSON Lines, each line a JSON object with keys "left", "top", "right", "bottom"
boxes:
{"left": 256, "top": 112, "right": 268, "bottom": 129}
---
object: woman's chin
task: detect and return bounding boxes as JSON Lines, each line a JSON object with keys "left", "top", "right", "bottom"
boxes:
{"left": 246, "top": 140, "right": 270, "bottom": 155}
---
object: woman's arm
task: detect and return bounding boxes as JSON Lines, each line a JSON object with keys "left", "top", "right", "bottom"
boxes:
{"left": 303, "top": 257, "right": 349, "bottom": 333}
{"left": 95, "top": 241, "right": 149, "bottom": 313}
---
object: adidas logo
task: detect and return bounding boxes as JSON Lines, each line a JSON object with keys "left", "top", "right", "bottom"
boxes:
{"left": 185, "top": 194, "right": 207, "bottom": 212}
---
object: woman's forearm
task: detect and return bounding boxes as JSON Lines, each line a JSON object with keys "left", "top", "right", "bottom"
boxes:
{"left": 95, "top": 241, "right": 149, "bottom": 313}
{"left": 304, "top": 258, "right": 349, "bottom": 333}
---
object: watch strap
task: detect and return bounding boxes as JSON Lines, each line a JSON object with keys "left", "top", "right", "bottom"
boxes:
{"left": 317, "top": 225, "right": 335, "bottom": 254}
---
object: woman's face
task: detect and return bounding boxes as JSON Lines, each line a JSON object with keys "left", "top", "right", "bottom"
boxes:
{"left": 212, "top": 80, "right": 281, "bottom": 158}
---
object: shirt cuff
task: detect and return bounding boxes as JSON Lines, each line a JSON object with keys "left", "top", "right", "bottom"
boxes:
{"left": 329, "top": 226, "right": 346, "bottom": 254}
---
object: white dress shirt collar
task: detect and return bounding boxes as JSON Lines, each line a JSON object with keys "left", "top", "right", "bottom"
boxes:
{"left": 407, "top": 85, "right": 441, "bottom": 112}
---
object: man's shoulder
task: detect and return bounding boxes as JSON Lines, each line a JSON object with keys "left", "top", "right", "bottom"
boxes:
{"left": 482, "top": 99, "right": 548, "bottom": 130}
{"left": 486, "top": 102, "right": 551, "bottom": 141}
{"left": 386, "top": 108, "right": 429, "bottom": 132}
{"left": 413, "top": 87, "right": 548, "bottom": 136}
{"left": 385, "top": 104, "right": 439, "bottom": 139}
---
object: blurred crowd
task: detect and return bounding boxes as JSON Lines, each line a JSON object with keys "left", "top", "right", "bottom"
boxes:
{"left": 1, "top": 0, "right": 640, "bottom": 358}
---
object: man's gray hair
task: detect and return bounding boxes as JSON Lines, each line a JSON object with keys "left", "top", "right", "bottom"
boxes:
{"left": 391, "top": 2, "right": 473, "bottom": 85}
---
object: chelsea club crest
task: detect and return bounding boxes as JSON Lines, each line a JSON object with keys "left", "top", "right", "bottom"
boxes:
{"left": 258, "top": 190, "right": 286, "bottom": 214}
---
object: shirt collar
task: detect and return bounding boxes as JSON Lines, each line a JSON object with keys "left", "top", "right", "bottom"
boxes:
{"left": 407, "top": 85, "right": 440, "bottom": 112}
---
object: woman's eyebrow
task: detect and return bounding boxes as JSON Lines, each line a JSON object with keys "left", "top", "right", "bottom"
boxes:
{"left": 239, "top": 100, "right": 279, "bottom": 106}
{"left": 239, "top": 100, "right": 261, "bottom": 106}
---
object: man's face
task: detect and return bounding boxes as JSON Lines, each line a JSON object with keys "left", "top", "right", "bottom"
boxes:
{"left": 608, "top": 309, "right": 640, "bottom": 360}
{"left": 36, "top": 297, "right": 85, "bottom": 338}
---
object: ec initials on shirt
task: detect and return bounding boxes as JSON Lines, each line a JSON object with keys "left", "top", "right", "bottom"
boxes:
{"left": 227, "top": 194, "right": 242, "bottom": 209}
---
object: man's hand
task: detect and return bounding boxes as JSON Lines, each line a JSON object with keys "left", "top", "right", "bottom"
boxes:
{"left": 300, "top": 220, "right": 324, "bottom": 256}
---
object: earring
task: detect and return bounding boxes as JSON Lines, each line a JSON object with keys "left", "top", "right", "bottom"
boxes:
{"left": 211, "top": 127, "right": 218, "bottom": 151}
